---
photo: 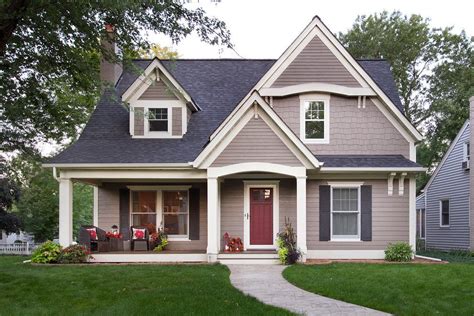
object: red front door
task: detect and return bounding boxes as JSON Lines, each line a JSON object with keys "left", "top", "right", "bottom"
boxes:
{"left": 249, "top": 188, "right": 273, "bottom": 245}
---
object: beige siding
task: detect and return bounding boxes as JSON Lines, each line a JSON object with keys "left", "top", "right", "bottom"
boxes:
{"left": 138, "top": 80, "right": 178, "bottom": 100}
{"left": 97, "top": 182, "right": 207, "bottom": 251}
{"left": 172, "top": 107, "right": 182, "bottom": 136}
{"left": 279, "top": 179, "right": 297, "bottom": 231}
{"left": 211, "top": 117, "right": 303, "bottom": 167}
{"left": 307, "top": 179, "right": 409, "bottom": 250}
{"left": 272, "top": 95, "right": 410, "bottom": 157}
{"left": 97, "top": 184, "right": 120, "bottom": 231}
{"left": 272, "top": 35, "right": 360, "bottom": 87}
{"left": 133, "top": 107, "right": 144, "bottom": 136}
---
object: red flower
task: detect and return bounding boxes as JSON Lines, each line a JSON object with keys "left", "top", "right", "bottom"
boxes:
{"left": 87, "top": 229, "right": 97, "bottom": 240}
{"left": 134, "top": 230, "right": 145, "bottom": 239}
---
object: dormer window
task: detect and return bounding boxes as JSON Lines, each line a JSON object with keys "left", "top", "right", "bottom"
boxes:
{"left": 148, "top": 108, "right": 168, "bottom": 132}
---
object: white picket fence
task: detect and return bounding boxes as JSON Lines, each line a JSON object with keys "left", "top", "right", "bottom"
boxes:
{"left": 0, "top": 243, "right": 39, "bottom": 255}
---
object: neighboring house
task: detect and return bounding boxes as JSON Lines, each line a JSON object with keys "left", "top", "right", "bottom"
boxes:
{"left": 416, "top": 192, "right": 426, "bottom": 241}
{"left": 417, "top": 99, "right": 474, "bottom": 251}
{"left": 0, "top": 230, "right": 34, "bottom": 244}
{"left": 44, "top": 16, "right": 425, "bottom": 263}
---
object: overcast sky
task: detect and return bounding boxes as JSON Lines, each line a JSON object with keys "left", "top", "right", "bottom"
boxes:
{"left": 149, "top": 0, "right": 473, "bottom": 59}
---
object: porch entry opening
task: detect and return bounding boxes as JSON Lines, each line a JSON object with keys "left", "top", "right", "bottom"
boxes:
{"left": 249, "top": 188, "right": 273, "bottom": 245}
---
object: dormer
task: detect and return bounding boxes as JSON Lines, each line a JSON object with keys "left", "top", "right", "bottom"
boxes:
{"left": 121, "top": 58, "right": 199, "bottom": 138}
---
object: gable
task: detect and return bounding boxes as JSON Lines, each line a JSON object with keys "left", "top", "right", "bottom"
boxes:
{"left": 272, "top": 35, "right": 360, "bottom": 88}
{"left": 138, "top": 79, "right": 178, "bottom": 100}
{"left": 211, "top": 115, "right": 303, "bottom": 167}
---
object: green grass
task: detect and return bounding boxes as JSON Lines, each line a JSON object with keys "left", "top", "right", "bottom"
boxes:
{"left": 0, "top": 256, "right": 292, "bottom": 316}
{"left": 284, "top": 263, "right": 474, "bottom": 315}
{"left": 418, "top": 249, "right": 474, "bottom": 263}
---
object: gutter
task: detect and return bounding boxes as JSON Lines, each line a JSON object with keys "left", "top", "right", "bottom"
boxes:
{"left": 42, "top": 162, "right": 193, "bottom": 169}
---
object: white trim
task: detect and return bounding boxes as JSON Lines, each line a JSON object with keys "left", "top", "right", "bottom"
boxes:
{"left": 90, "top": 253, "right": 207, "bottom": 263}
{"left": 424, "top": 120, "right": 470, "bottom": 191}
{"left": 207, "top": 177, "right": 219, "bottom": 261}
{"left": 193, "top": 91, "right": 321, "bottom": 169}
{"left": 296, "top": 176, "right": 307, "bottom": 258}
{"left": 306, "top": 250, "right": 385, "bottom": 259}
{"left": 260, "top": 83, "right": 376, "bottom": 97}
{"left": 243, "top": 181, "right": 279, "bottom": 250}
{"left": 59, "top": 169, "right": 206, "bottom": 180}
{"left": 439, "top": 199, "right": 450, "bottom": 227}
{"left": 388, "top": 172, "right": 396, "bottom": 196}
{"left": 329, "top": 184, "right": 361, "bottom": 241}
{"left": 127, "top": 185, "right": 192, "bottom": 191}
{"left": 409, "top": 177, "right": 416, "bottom": 252}
{"left": 252, "top": 17, "right": 422, "bottom": 142}
{"left": 59, "top": 179, "right": 73, "bottom": 247}
{"left": 399, "top": 173, "right": 407, "bottom": 196}
{"left": 208, "top": 163, "right": 306, "bottom": 178}
{"left": 320, "top": 167, "right": 426, "bottom": 173}
{"left": 93, "top": 186, "right": 99, "bottom": 227}
{"left": 299, "top": 94, "right": 330, "bottom": 144}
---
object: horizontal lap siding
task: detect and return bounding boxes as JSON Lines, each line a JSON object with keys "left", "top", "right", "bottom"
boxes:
{"left": 220, "top": 180, "right": 244, "bottom": 248}
{"left": 211, "top": 116, "right": 302, "bottom": 167}
{"left": 272, "top": 95, "right": 410, "bottom": 158}
{"left": 272, "top": 35, "right": 360, "bottom": 87}
{"left": 98, "top": 183, "right": 207, "bottom": 251}
{"left": 426, "top": 125, "right": 470, "bottom": 250}
{"left": 134, "top": 107, "right": 144, "bottom": 136}
{"left": 138, "top": 80, "right": 178, "bottom": 100}
{"left": 279, "top": 179, "right": 297, "bottom": 232}
{"left": 172, "top": 107, "right": 182, "bottom": 136}
{"left": 307, "top": 179, "right": 409, "bottom": 250}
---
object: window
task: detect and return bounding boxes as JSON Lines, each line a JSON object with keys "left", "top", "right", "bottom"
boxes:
{"left": 148, "top": 108, "right": 168, "bottom": 132}
{"left": 300, "top": 94, "right": 329, "bottom": 143}
{"left": 416, "top": 209, "right": 426, "bottom": 239}
{"left": 331, "top": 187, "right": 360, "bottom": 240}
{"left": 440, "top": 199, "right": 450, "bottom": 227}
{"left": 131, "top": 191, "right": 157, "bottom": 231}
{"left": 464, "top": 142, "right": 470, "bottom": 162}
{"left": 163, "top": 191, "right": 189, "bottom": 236}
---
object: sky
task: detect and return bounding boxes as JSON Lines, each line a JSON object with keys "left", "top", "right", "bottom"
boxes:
{"left": 149, "top": 0, "right": 474, "bottom": 59}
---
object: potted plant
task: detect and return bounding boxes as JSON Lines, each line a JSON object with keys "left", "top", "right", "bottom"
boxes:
{"left": 277, "top": 218, "right": 301, "bottom": 265}
{"left": 151, "top": 228, "right": 168, "bottom": 252}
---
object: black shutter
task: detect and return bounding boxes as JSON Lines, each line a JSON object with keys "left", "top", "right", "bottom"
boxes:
{"left": 189, "top": 188, "right": 200, "bottom": 240}
{"left": 319, "top": 185, "right": 331, "bottom": 241}
{"left": 361, "top": 185, "right": 372, "bottom": 241}
{"left": 119, "top": 188, "right": 130, "bottom": 240}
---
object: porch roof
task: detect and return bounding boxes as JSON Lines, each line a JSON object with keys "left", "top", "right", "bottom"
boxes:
{"left": 316, "top": 155, "right": 422, "bottom": 168}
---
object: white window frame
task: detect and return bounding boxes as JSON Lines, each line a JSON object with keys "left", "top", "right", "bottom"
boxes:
{"left": 128, "top": 185, "right": 192, "bottom": 241}
{"left": 162, "top": 190, "right": 190, "bottom": 240}
{"left": 130, "top": 100, "right": 185, "bottom": 139}
{"left": 329, "top": 182, "right": 362, "bottom": 241}
{"left": 147, "top": 107, "right": 169, "bottom": 133}
{"left": 463, "top": 142, "right": 470, "bottom": 162}
{"left": 439, "top": 199, "right": 450, "bottom": 227}
{"left": 299, "top": 93, "right": 330, "bottom": 144}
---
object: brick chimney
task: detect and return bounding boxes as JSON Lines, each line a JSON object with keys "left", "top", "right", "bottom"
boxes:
{"left": 100, "top": 24, "right": 122, "bottom": 86}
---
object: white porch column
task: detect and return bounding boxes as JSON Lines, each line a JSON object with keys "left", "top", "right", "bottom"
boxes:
{"left": 296, "top": 176, "right": 307, "bottom": 261}
{"left": 207, "top": 177, "right": 219, "bottom": 262}
{"left": 93, "top": 186, "right": 99, "bottom": 227}
{"left": 59, "top": 178, "right": 73, "bottom": 247}
{"left": 409, "top": 177, "right": 416, "bottom": 254}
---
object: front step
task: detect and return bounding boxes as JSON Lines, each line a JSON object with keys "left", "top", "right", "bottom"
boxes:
{"left": 218, "top": 252, "right": 280, "bottom": 265}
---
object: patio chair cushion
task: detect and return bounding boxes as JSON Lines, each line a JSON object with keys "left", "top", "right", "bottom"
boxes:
{"left": 132, "top": 228, "right": 146, "bottom": 240}
{"left": 86, "top": 228, "right": 98, "bottom": 240}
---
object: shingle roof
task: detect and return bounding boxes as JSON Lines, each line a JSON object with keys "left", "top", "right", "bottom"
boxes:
{"left": 48, "top": 58, "right": 407, "bottom": 165}
{"left": 316, "top": 155, "right": 422, "bottom": 168}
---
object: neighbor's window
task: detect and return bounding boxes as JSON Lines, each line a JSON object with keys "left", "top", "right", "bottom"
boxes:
{"left": 416, "top": 208, "right": 426, "bottom": 239}
{"left": 131, "top": 191, "right": 157, "bottom": 230}
{"left": 464, "top": 142, "right": 470, "bottom": 162}
{"left": 331, "top": 187, "right": 360, "bottom": 239}
{"left": 148, "top": 108, "right": 168, "bottom": 132}
{"left": 163, "top": 191, "right": 189, "bottom": 236}
{"left": 440, "top": 199, "right": 450, "bottom": 227}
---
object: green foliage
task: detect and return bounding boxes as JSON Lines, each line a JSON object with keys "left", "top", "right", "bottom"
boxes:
{"left": 153, "top": 236, "right": 169, "bottom": 252}
{"left": 31, "top": 241, "right": 62, "bottom": 264}
{"left": 138, "top": 43, "right": 179, "bottom": 59}
{"left": 1, "top": 0, "right": 232, "bottom": 155}
{"left": 384, "top": 242, "right": 413, "bottom": 262}
{"left": 0, "top": 157, "right": 22, "bottom": 234}
{"left": 339, "top": 11, "right": 473, "bottom": 191}
{"left": 15, "top": 164, "right": 93, "bottom": 242}
{"left": 57, "top": 244, "right": 90, "bottom": 264}
{"left": 419, "top": 249, "right": 474, "bottom": 263}
{"left": 276, "top": 218, "right": 300, "bottom": 265}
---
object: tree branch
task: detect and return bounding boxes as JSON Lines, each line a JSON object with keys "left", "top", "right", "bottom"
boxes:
{"left": 0, "top": 0, "right": 29, "bottom": 56}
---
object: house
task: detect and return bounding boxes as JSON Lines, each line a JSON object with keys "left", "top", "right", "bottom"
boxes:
{"left": 44, "top": 16, "right": 425, "bottom": 263}
{"left": 417, "top": 97, "right": 474, "bottom": 251}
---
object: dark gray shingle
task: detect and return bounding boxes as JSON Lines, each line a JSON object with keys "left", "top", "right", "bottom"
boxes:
{"left": 316, "top": 155, "right": 422, "bottom": 168}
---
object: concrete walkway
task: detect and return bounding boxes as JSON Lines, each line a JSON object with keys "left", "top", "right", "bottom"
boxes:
{"left": 227, "top": 265, "right": 389, "bottom": 316}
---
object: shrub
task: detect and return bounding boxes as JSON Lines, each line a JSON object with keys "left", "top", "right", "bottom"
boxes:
{"left": 31, "top": 241, "right": 62, "bottom": 263}
{"left": 385, "top": 242, "right": 413, "bottom": 262}
{"left": 58, "top": 244, "right": 91, "bottom": 264}
{"left": 277, "top": 218, "right": 300, "bottom": 265}
{"left": 152, "top": 229, "right": 169, "bottom": 252}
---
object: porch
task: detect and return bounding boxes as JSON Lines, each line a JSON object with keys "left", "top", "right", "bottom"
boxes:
{"left": 57, "top": 163, "right": 307, "bottom": 263}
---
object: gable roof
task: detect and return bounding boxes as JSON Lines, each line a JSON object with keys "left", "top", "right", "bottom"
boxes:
{"left": 423, "top": 120, "right": 470, "bottom": 191}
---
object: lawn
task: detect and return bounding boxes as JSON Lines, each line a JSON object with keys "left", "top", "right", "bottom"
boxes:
{"left": 284, "top": 263, "right": 474, "bottom": 316}
{"left": 418, "top": 249, "right": 474, "bottom": 263}
{"left": 0, "top": 256, "right": 291, "bottom": 316}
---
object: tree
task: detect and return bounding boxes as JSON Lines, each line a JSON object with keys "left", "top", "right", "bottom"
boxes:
{"left": 0, "top": 157, "right": 22, "bottom": 234}
{"left": 339, "top": 11, "right": 473, "bottom": 190}
{"left": 16, "top": 167, "right": 93, "bottom": 242}
{"left": 138, "top": 43, "right": 179, "bottom": 59}
{"left": 1, "top": 1, "right": 232, "bottom": 155}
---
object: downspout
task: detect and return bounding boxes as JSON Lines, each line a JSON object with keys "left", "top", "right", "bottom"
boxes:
{"left": 52, "top": 167, "right": 60, "bottom": 182}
